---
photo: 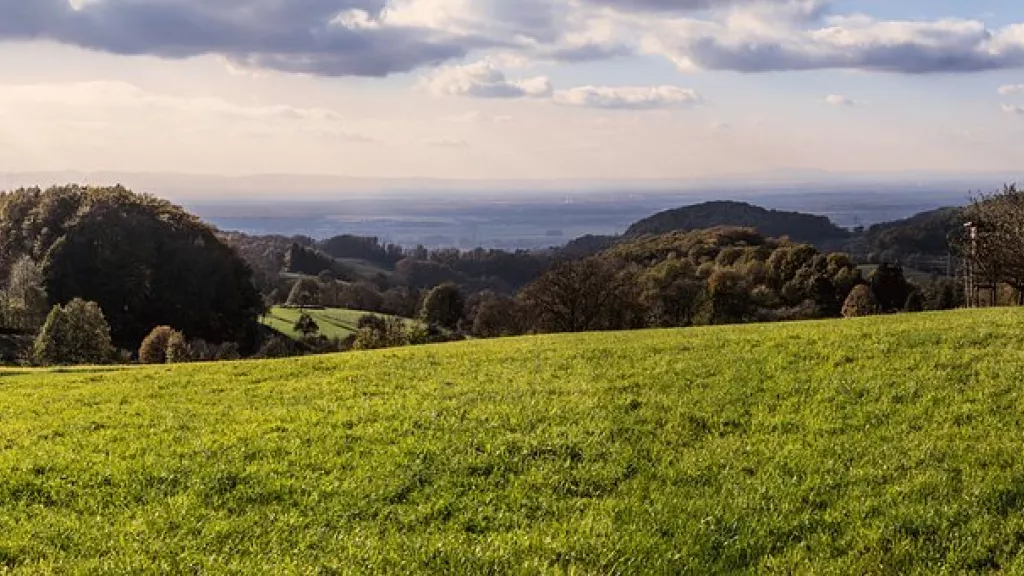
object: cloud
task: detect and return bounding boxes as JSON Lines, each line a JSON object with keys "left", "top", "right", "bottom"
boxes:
{"left": 553, "top": 85, "right": 703, "bottom": 109}
{"left": 0, "top": 80, "right": 376, "bottom": 141}
{"left": 420, "top": 61, "right": 552, "bottom": 98}
{"left": 0, "top": 0, "right": 474, "bottom": 77}
{"left": 999, "top": 84, "right": 1024, "bottom": 96}
{"left": 645, "top": 12, "right": 1024, "bottom": 74}
{"left": 1002, "top": 104, "right": 1024, "bottom": 115}
{"left": 5, "top": 0, "right": 1024, "bottom": 79}
{"left": 823, "top": 94, "right": 858, "bottom": 106}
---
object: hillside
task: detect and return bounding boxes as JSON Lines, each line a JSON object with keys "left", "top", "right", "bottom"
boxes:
{"left": 4, "top": 309, "right": 1024, "bottom": 572}
{"left": 626, "top": 200, "right": 850, "bottom": 247}
{"left": 853, "top": 206, "right": 964, "bottom": 271}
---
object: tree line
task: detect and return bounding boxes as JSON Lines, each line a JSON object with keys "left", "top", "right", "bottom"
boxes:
{"left": 10, "top": 183, "right": 1023, "bottom": 366}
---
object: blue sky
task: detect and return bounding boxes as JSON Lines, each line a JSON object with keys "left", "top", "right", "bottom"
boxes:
{"left": 1, "top": 0, "right": 1023, "bottom": 181}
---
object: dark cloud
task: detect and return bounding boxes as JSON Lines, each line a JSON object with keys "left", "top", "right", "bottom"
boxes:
{"left": 680, "top": 33, "right": 1024, "bottom": 74}
{"left": 0, "top": 0, "right": 474, "bottom": 76}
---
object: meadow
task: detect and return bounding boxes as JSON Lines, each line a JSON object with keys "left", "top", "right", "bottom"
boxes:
{"left": 4, "top": 309, "right": 1024, "bottom": 573}
{"left": 260, "top": 307, "right": 393, "bottom": 341}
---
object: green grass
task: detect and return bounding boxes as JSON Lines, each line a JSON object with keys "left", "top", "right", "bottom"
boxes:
{"left": 5, "top": 309, "right": 1024, "bottom": 572}
{"left": 261, "top": 307, "right": 394, "bottom": 341}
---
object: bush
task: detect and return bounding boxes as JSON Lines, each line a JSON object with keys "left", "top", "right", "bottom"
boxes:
{"left": 139, "top": 326, "right": 176, "bottom": 364}
{"left": 166, "top": 331, "right": 191, "bottom": 363}
{"left": 255, "top": 336, "right": 294, "bottom": 359}
{"left": 33, "top": 299, "right": 113, "bottom": 366}
{"left": 842, "top": 285, "right": 880, "bottom": 318}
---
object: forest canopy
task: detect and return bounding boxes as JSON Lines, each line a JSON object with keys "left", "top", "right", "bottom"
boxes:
{"left": 0, "top": 185, "right": 263, "bottom": 350}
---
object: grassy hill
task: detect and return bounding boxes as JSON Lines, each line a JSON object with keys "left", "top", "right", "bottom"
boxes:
{"left": 261, "top": 306, "right": 395, "bottom": 341}
{"left": 4, "top": 309, "right": 1024, "bottom": 572}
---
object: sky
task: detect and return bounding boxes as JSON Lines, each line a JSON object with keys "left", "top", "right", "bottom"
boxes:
{"left": 1, "top": 0, "right": 1024, "bottom": 181}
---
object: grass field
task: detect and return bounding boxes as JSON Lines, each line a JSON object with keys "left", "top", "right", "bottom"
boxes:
{"left": 5, "top": 309, "right": 1024, "bottom": 572}
{"left": 261, "top": 307, "right": 391, "bottom": 341}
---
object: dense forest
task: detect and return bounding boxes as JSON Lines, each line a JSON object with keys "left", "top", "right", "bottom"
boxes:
{"left": 626, "top": 201, "right": 851, "bottom": 247}
{"left": 0, "top": 184, "right": 984, "bottom": 366}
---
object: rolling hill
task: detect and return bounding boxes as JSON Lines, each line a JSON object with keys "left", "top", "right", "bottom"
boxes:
{"left": 3, "top": 309, "right": 1024, "bottom": 572}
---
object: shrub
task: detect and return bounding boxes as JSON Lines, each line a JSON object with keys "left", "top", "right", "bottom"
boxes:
{"left": 166, "top": 331, "right": 191, "bottom": 363}
{"left": 33, "top": 299, "right": 113, "bottom": 366}
{"left": 842, "top": 285, "right": 879, "bottom": 318}
{"left": 255, "top": 336, "right": 294, "bottom": 359}
{"left": 904, "top": 291, "right": 925, "bottom": 313}
{"left": 139, "top": 326, "right": 176, "bottom": 364}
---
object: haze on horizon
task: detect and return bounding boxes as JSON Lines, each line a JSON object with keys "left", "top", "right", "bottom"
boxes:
{"left": 1, "top": 0, "right": 1024, "bottom": 183}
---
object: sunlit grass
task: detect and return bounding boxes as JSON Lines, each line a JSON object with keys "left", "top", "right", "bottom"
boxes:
{"left": 3, "top": 308, "right": 1024, "bottom": 573}
{"left": 261, "top": 306, "right": 392, "bottom": 341}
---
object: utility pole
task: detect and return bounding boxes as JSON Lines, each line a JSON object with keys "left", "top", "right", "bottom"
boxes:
{"left": 964, "top": 222, "right": 976, "bottom": 308}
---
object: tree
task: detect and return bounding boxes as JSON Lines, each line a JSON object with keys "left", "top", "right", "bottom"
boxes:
{"left": 419, "top": 283, "right": 465, "bottom": 331}
{"left": 471, "top": 293, "right": 524, "bottom": 338}
{"left": 354, "top": 315, "right": 409, "bottom": 350}
{"left": 961, "top": 185, "right": 1024, "bottom": 303}
{"left": 842, "top": 285, "right": 879, "bottom": 318}
{"left": 518, "top": 257, "right": 642, "bottom": 333}
{"left": 0, "top": 185, "right": 262, "bottom": 351}
{"left": 166, "top": 331, "right": 191, "bottom": 363}
{"left": 139, "top": 326, "right": 183, "bottom": 364}
{"left": 639, "top": 258, "right": 706, "bottom": 328}
{"left": 904, "top": 291, "right": 925, "bottom": 313}
{"left": 287, "top": 278, "right": 320, "bottom": 308}
{"left": 0, "top": 256, "right": 48, "bottom": 332}
{"left": 294, "top": 312, "right": 320, "bottom": 338}
{"left": 869, "top": 263, "right": 912, "bottom": 313}
{"left": 33, "top": 299, "right": 113, "bottom": 366}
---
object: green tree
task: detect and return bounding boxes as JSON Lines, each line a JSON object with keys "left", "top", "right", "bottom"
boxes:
{"left": 419, "top": 283, "right": 465, "bottom": 331}
{"left": 470, "top": 293, "right": 524, "bottom": 338}
{"left": 33, "top": 299, "right": 113, "bottom": 366}
{"left": 294, "top": 312, "right": 320, "bottom": 338}
{"left": 869, "top": 264, "right": 912, "bottom": 313}
{"left": 639, "top": 258, "right": 705, "bottom": 327}
{"left": 0, "top": 185, "right": 262, "bottom": 351}
{"left": 842, "top": 285, "right": 879, "bottom": 318}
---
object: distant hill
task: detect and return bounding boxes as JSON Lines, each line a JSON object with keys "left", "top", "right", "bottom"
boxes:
{"left": 625, "top": 200, "right": 850, "bottom": 247}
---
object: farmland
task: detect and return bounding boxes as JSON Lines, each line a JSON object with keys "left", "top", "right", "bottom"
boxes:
{"left": 3, "top": 309, "right": 1024, "bottom": 572}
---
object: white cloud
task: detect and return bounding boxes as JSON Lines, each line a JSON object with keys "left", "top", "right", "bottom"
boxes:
{"left": 420, "top": 61, "right": 553, "bottom": 98}
{"left": 999, "top": 84, "right": 1024, "bottom": 96}
{"left": 1002, "top": 103, "right": 1024, "bottom": 114}
{"left": 644, "top": 10, "right": 1024, "bottom": 74}
{"left": 553, "top": 85, "right": 703, "bottom": 110}
{"left": 824, "top": 94, "right": 858, "bottom": 106}
{"left": 0, "top": 81, "right": 375, "bottom": 142}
